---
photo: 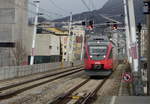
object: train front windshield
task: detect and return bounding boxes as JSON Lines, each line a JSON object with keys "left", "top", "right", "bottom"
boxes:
{"left": 89, "top": 46, "right": 107, "bottom": 60}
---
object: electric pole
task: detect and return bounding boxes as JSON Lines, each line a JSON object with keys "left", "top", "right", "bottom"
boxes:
{"left": 70, "top": 31, "right": 74, "bottom": 62}
{"left": 137, "top": 23, "right": 142, "bottom": 75}
{"left": 147, "top": 10, "right": 150, "bottom": 96}
{"left": 143, "top": 0, "right": 150, "bottom": 95}
{"left": 128, "top": 0, "right": 138, "bottom": 72}
{"left": 127, "top": 0, "right": 144, "bottom": 95}
{"left": 123, "top": 0, "right": 132, "bottom": 63}
{"left": 66, "top": 12, "right": 72, "bottom": 62}
{"left": 30, "top": 0, "right": 40, "bottom": 65}
{"left": 80, "top": 30, "right": 85, "bottom": 60}
{"left": 80, "top": 21, "right": 86, "bottom": 61}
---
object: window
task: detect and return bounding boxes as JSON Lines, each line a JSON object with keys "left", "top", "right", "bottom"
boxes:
{"left": 0, "top": 42, "right": 15, "bottom": 47}
{"left": 49, "top": 46, "right": 52, "bottom": 49}
{"left": 89, "top": 46, "right": 107, "bottom": 60}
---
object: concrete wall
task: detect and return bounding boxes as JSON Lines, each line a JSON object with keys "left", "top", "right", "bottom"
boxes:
{"left": 25, "top": 25, "right": 33, "bottom": 55}
{"left": 0, "top": 0, "right": 28, "bottom": 42}
{"left": 0, "top": 0, "right": 28, "bottom": 66}
{"left": 0, "top": 48, "right": 13, "bottom": 66}
{"left": 0, "top": 0, "right": 15, "bottom": 42}
{"left": 26, "top": 26, "right": 61, "bottom": 56}
{"left": 0, "top": 60, "right": 83, "bottom": 80}
{"left": 34, "top": 34, "right": 60, "bottom": 56}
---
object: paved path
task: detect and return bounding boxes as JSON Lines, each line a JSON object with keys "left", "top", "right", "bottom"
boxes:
{"left": 109, "top": 96, "right": 150, "bottom": 104}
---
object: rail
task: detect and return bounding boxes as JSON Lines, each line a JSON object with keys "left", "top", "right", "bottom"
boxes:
{"left": 0, "top": 66, "right": 83, "bottom": 100}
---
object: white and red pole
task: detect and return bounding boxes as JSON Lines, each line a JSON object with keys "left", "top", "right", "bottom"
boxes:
{"left": 30, "top": 0, "right": 40, "bottom": 65}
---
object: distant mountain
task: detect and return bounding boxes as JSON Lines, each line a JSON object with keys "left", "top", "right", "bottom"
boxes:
{"left": 28, "top": 16, "right": 49, "bottom": 25}
{"left": 54, "top": 0, "right": 145, "bottom": 24}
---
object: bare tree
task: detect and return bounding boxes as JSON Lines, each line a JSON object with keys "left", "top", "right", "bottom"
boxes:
{"left": 12, "top": 40, "right": 27, "bottom": 66}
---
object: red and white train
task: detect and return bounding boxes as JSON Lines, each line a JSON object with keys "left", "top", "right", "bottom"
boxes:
{"left": 84, "top": 35, "right": 118, "bottom": 76}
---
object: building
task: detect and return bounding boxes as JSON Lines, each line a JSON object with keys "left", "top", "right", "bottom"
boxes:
{"left": 0, "top": 0, "right": 28, "bottom": 66}
{"left": 71, "top": 25, "right": 85, "bottom": 60}
{"left": 37, "top": 22, "right": 85, "bottom": 62}
{"left": 32, "top": 33, "right": 60, "bottom": 64}
{"left": 63, "top": 25, "right": 85, "bottom": 61}
{"left": 26, "top": 25, "right": 68, "bottom": 64}
{"left": 42, "top": 27, "right": 69, "bottom": 62}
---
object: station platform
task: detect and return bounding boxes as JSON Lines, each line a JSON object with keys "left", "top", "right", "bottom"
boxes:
{"left": 110, "top": 96, "right": 150, "bottom": 104}
{"left": 94, "top": 96, "right": 150, "bottom": 104}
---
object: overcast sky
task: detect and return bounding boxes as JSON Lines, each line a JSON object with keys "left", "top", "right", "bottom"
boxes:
{"left": 29, "top": 0, "right": 108, "bottom": 19}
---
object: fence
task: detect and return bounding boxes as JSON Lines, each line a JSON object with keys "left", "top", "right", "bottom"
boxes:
{"left": 0, "top": 60, "right": 83, "bottom": 80}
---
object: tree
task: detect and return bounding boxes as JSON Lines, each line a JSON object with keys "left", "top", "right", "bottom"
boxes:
{"left": 12, "top": 41, "right": 27, "bottom": 66}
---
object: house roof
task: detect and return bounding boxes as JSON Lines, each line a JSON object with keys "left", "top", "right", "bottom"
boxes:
{"left": 41, "top": 27, "right": 68, "bottom": 36}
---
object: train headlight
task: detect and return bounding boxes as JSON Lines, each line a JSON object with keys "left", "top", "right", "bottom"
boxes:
{"left": 103, "top": 55, "right": 106, "bottom": 58}
{"left": 90, "top": 55, "right": 93, "bottom": 58}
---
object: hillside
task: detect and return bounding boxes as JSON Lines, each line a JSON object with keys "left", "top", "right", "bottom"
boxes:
{"left": 54, "top": 0, "right": 144, "bottom": 24}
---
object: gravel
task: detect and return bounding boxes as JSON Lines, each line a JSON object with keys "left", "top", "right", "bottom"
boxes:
{"left": 94, "top": 64, "right": 130, "bottom": 104}
{"left": 0, "top": 71, "right": 87, "bottom": 104}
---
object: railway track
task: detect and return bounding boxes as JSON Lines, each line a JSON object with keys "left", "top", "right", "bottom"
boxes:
{"left": 49, "top": 76, "right": 109, "bottom": 104}
{"left": 0, "top": 66, "right": 83, "bottom": 100}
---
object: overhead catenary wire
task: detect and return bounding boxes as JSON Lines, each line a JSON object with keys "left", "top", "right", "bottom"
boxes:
{"left": 5, "top": 0, "right": 64, "bottom": 20}
{"left": 28, "top": 3, "right": 58, "bottom": 20}
{"left": 6, "top": 0, "right": 54, "bottom": 20}
{"left": 48, "top": 0, "right": 68, "bottom": 14}
{"left": 99, "top": 14, "right": 121, "bottom": 23}
{"left": 28, "top": 1, "right": 63, "bottom": 17}
{"left": 91, "top": 0, "right": 95, "bottom": 11}
{"left": 88, "top": 0, "right": 95, "bottom": 11}
{"left": 80, "top": 0, "right": 91, "bottom": 11}
{"left": 80, "top": 0, "right": 100, "bottom": 22}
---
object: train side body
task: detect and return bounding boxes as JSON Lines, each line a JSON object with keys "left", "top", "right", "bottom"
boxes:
{"left": 84, "top": 36, "right": 117, "bottom": 76}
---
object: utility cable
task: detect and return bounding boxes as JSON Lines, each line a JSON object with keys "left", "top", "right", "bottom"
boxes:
{"left": 28, "top": 1, "right": 63, "bottom": 17}
{"left": 99, "top": 14, "right": 121, "bottom": 23}
{"left": 48, "top": 0, "right": 68, "bottom": 14}
{"left": 91, "top": 0, "right": 96, "bottom": 11}
{"left": 5, "top": 0, "right": 54, "bottom": 20}
{"left": 80, "top": 0, "right": 91, "bottom": 11}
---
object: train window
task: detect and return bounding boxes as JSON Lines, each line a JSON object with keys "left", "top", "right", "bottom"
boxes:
{"left": 89, "top": 46, "right": 107, "bottom": 54}
{"left": 88, "top": 46, "right": 107, "bottom": 60}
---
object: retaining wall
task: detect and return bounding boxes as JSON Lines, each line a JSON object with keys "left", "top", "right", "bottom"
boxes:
{"left": 0, "top": 61, "right": 83, "bottom": 80}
